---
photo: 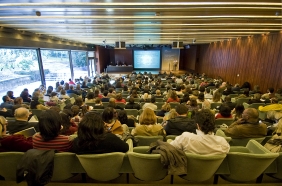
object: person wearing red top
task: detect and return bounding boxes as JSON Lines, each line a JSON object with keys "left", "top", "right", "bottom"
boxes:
{"left": 115, "top": 93, "right": 126, "bottom": 104}
{"left": 0, "top": 116, "right": 33, "bottom": 152}
{"left": 215, "top": 104, "right": 233, "bottom": 119}
{"left": 68, "top": 78, "right": 75, "bottom": 85}
{"left": 33, "top": 110, "right": 73, "bottom": 152}
{"left": 167, "top": 90, "right": 180, "bottom": 103}
{"left": 59, "top": 109, "right": 78, "bottom": 136}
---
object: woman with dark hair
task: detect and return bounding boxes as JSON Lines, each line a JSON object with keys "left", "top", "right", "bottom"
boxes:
{"left": 30, "top": 97, "right": 49, "bottom": 110}
{"left": 231, "top": 104, "right": 245, "bottom": 121}
{"left": 81, "top": 81, "right": 88, "bottom": 88}
{"left": 197, "top": 93, "right": 205, "bottom": 103}
{"left": 215, "top": 104, "right": 232, "bottom": 119}
{"left": 118, "top": 110, "right": 135, "bottom": 127}
{"left": 180, "top": 93, "right": 190, "bottom": 104}
{"left": 85, "top": 92, "right": 95, "bottom": 103}
{"left": 186, "top": 98, "right": 199, "bottom": 112}
{"left": 71, "top": 112, "right": 128, "bottom": 154}
{"left": 102, "top": 107, "right": 124, "bottom": 135}
{"left": 33, "top": 110, "right": 73, "bottom": 152}
{"left": 74, "top": 97, "right": 84, "bottom": 108}
{"left": 20, "top": 88, "right": 31, "bottom": 103}
{"left": 60, "top": 109, "right": 78, "bottom": 135}
{"left": 170, "top": 109, "right": 230, "bottom": 154}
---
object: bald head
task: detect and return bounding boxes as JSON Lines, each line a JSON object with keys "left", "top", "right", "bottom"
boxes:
{"left": 242, "top": 108, "right": 259, "bottom": 123}
{"left": 14, "top": 107, "right": 29, "bottom": 121}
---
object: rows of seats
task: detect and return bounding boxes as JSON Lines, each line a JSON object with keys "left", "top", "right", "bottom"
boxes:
{"left": 0, "top": 140, "right": 280, "bottom": 183}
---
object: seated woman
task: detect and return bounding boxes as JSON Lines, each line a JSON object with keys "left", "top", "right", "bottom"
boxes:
{"left": 20, "top": 88, "right": 31, "bottom": 103}
{"left": 215, "top": 104, "right": 233, "bottom": 119}
{"left": 102, "top": 107, "right": 124, "bottom": 136}
{"left": 118, "top": 110, "right": 135, "bottom": 127}
{"left": 30, "top": 97, "right": 49, "bottom": 110}
{"left": 264, "top": 113, "right": 282, "bottom": 152}
{"left": 59, "top": 89, "right": 70, "bottom": 99}
{"left": 33, "top": 110, "right": 73, "bottom": 152}
{"left": 231, "top": 104, "right": 245, "bottom": 121}
{"left": 115, "top": 93, "right": 126, "bottom": 104}
{"left": 186, "top": 98, "right": 199, "bottom": 112}
{"left": 156, "top": 102, "right": 171, "bottom": 117}
{"left": 0, "top": 116, "right": 33, "bottom": 152}
{"left": 131, "top": 108, "right": 166, "bottom": 136}
{"left": 85, "top": 92, "right": 95, "bottom": 103}
{"left": 170, "top": 109, "right": 230, "bottom": 154}
{"left": 210, "top": 91, "right": 222, "bottom": 103}
{"left": 166, "top": 90, "right": 180, "bottom": 103}
{"left": 71, "top": 112, "right": 129, "bottom": 154}
{"left": 60, "top": 109, "right": 78, "bottom": 135}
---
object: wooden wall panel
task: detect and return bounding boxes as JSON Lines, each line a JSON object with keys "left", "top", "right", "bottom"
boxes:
{"left": 114, "top": 49, "right": 133, "bottom": 66}
{"left": 197, "top": 32, "right": 282, "bottom": 93}
{"left": 180, "top": 46, "right": 197, "bottom": 71}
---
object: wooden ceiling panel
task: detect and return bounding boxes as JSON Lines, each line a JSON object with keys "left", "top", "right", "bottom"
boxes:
{"left": 0, "top": 0, "right": 281, "bottom": 46}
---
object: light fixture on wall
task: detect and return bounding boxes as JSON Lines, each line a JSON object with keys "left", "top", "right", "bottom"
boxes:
{"left": 193, "top": 39, "right": 196, "bottom": 44}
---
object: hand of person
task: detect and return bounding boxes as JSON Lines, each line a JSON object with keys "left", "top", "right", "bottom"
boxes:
{"left": 236, "top": 118, "right": 246, "bottom": 124}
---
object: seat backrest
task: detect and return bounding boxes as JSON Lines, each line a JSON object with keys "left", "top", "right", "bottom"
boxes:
{"left": 0, "top": 152, "right": 24, "bottom": 181}
{"left": 230, "top": 137, "right": 265, "bottom": 146}
{"left": 52, "top": 152, "right": 79, "bottom": 181}
{"left": 155, "top": 102, "right": 165, "bottom": 109}
{"left": 67, "top": 93, "right": 77, "bottom": 98}
{"left": 135, "top": 136, "right": 163, "bottom": 146}
{"left": 125, "top": 109, "right": 139, "bottom": 117}
{"left": 76, "top": 152, "right": 125, "bottom": 181}
{"left": 236, "top": 98, "right": 250, "bottom": 105}
{"left": 127, "top": 152, "right": 168, "bottom": 181}
{"left": 215, "top": 118, "right": 234, "bottom": 127}
{"left": 29, "top": 109, "right": 43, "bottom": 117}
{"left": 269, "top": 152, "right": 282, "bottom": 180}
{"left": 180, "top": 153, "right": 226, "bottom": 182}
{"left": 169, "top": 102, "right": 180, "bottom": 109}
{"left": 211, "top": 103, "right": 222, "bottom": 109}
{"left": 116, "top": 102, "right": 125, "bottom": 109}
{"left": 248, "top": 103, "right": 265, "bottom": 109}
{"left": 222, "top": 140, "right": 278, "bottom": 182}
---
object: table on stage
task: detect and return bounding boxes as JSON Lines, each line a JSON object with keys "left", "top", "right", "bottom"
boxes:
{"left": 107, "top": 66, "right": 133, "bottom": 72}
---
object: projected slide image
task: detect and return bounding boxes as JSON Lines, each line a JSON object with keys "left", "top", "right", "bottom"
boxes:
{"left": 134, "top": 50, "right": 160, "bottom": 69}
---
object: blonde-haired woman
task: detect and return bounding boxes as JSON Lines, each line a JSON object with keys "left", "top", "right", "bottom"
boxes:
{"left": 131, "top": 108, "right": 166, "bottom": 136}
{"left": 0, "top": 116, "right": 32, "bottom": 152}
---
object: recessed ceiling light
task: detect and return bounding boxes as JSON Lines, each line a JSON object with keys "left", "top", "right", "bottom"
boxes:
{"left": 106, "top": 9, "right": 113, "bottom": 12}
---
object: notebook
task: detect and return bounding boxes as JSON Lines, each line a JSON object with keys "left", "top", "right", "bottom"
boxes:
{"left": 14, "top": 127, "right": 37, "bottom": 137}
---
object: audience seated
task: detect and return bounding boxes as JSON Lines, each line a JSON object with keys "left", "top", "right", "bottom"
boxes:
{"left": 85, "top": 92, "right": 95, "bottom": 103}
{"left": 164, "top": 104, "right": 197, "bottom": 135}
{"left": 30, "top": 97, "right": 49, "bottom": 110}
{"left": 215, "top": 104, "right": 232, "bottom": 119}
{"left": 33, "top": 109, "right": 73, "bottom": 152}
{"left": 231, "top": 104, "right": 245, "bottom": 121}
{"left": 115, "top": 93, "right": 126, "bottom": 104}
{"left": 224, "top": 108, "right": 267, "bottom": 138}
{"left": 118, "top": 110, "right": 135, "bottom": 127}
{"left": 170, "top": 109, "right": 230, "bottom": 154}
{"left": 0, "top": 116, "right": 33, "bottom": 152}
{"left": 72, "top": 112, "right": 129, "bottom": 154}
{"left": 142, "top": 97, "right": 157, "bottom": 111}
{"left": 0, "top": 95, "right": 14, "bottom": 110}
{"left": 102, "top": 107, "right": 124, "bottom": 136}
{"left": 60, "top": 109, "right": 78, "bottom": 135}
{"left": 259, "top": 98, "right": 282, "bottom": 112}
{"left": 131, "top": 108, "right": 165, "bottom": 136}
{"left": 59, "top": 89, "right": 70, "bottom": 99}
{"left": 20, "top": 88, "right": 31, "bottom": 103}
{"left": 125, "top": 97, "right": 141, "bottom": 110}
{"left": 93, "top": 98, "right": 104, "bottom": 109}
{"left": 156, "top": 102, "right": 171, "bottom": 117}
{"left": 108, "top": 98, "right": 124, "bottom": 110}
{"left": 7, "top": 107, "right": 38, "bottom": 134}
{"left": 12, "top": 97, "right": 29, "bottom": 116}
{"left": 166, "top": 90, "right": 180, "bottom": 103}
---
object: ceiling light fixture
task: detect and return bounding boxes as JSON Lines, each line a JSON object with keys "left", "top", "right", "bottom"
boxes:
{"left": 35, "top": 11, "right": 41, "bottom": 16}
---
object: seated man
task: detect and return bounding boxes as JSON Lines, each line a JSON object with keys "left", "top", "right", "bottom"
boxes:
{"left": 258, "top": 98, "right": 282, "bottom": 112}
{"left": 224, "top": 108, "right": 267, "bottom": 138}
{"left": 125, "top": 96, "right": 141, "bottom": 110}
{"left": 66, "top": 85, "right": 81, "bottom": 95}
{"left": 170, "top": 109, "right": 230, "bottom": 154}
{"left": 142, "top": 96, "right": 157, "bottom": 111}
{"left": 7, "top": 107, "right": 39, "bottom": 134}
{"left": 164, "top": 104, "right": 197, "bottom": 135}
{"left": 0, "top": 95, "right": 14, "bottom": 110}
